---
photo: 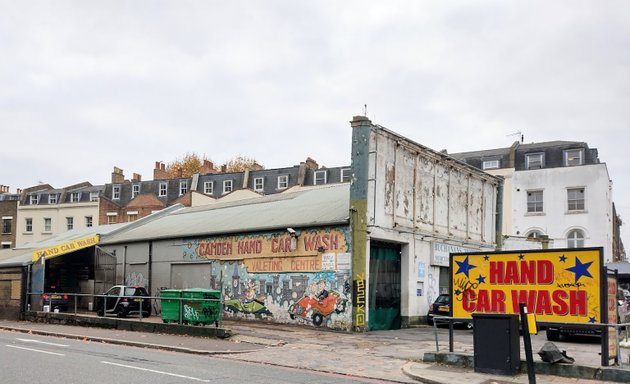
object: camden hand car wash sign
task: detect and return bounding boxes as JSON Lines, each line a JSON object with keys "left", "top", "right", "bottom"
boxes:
{"left": 450, "top": 248, "right": 603, "bottom": 324}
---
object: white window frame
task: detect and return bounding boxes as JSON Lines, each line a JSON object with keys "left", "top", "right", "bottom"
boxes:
{"left": 277, "top": 175, "right": 289, "bottom": 190}
{"left": 204, "top": 181, "right": 213, "bottom": 195}
{"left": 254, "top": 177, "right": 264, "bottom": 192}
{"left": 159, "top": 182, "right": 168, "bottom": 197}
{"left": 90, "top": 192, "right": 99, "bottom": 202}
{"left": 567, "top": 187, "right": 585, "bottom": 211}
{"left": 70, "top": 192, "right": 81, "bottom": 203}
{"left": 179, "top": 180, "right": 188, "bottom": 196}
{"left": 567, "top": 229, "right": 585, "bottom": 248}
{"left": 43, "top": 218, "right": 52, "bottom": 232}
{"left": 314, "top": 170, "right": 327, "bottom": 185}
{"left": 223, "top": 180, "right": 233, "bottom": 194}
{"left": 49, "top": 194, "right": 58, "bottom": 204}
{"left": 527, "top": 190, "right": 544, "bottom": 213}
{"left": 482, "top": 160, "right": 500, "bottom": 170}
{"left": 564, "top": 149, "right": 584, "bottom": 166}
{"left": 112, "top": 185, "right": 121, "bottom": 200}
{"left": 340, "top": 168, "right": 352, "bottom": 182}
{"left": 66, "top": 217, "right": 73, "bottom": 230}
{"left": 30, "top": 195, "right": 38, "bottom": 205}
{"left": 85, "top": 216, "right": 93, "bottom": 228}
{"left": 25, "top": 218, "right": 32, "bottom": 233}
{"left": 132, "top": 184, "right": 140, "bottom": 198}
{"left": 525, "top": 153, "right": 544, "bottom": 170}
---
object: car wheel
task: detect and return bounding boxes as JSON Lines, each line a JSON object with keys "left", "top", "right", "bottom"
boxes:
{"left": 312, "top": 313, "right": 324, "bottom": 326}
{"left": 427, "top": 317, "right": 434, "bottom": 326}
{"left": 116, "top": 305, "right": 127, "bottom": 318}
{"left": 96, "top": 308, "right": 104, "bottom": 317}
{"left": 142, "top": 311, "right": 151, "bottom": 318}
{"left": 546, "top": 329, "right": 560, "bottom": 341}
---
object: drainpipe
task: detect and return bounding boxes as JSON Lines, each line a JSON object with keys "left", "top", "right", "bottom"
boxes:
{"left": 495, "top": 177, "right": 504, "bottom": 251}
{"left": 148, "top": 241, "right": 152, "bottom": 294}
{"left": 122, "top": 246, "right": 127, "bottom": 284}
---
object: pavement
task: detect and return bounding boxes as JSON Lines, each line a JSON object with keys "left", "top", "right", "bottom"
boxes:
{"left": 1, "top": 314, "right": 630, "bottom": 384}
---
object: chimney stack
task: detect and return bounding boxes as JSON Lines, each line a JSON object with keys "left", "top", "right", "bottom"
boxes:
{"left": 17, "top": 188, "right": 22, "bottom": 195}
{"left": 201, "top": 160, "right": 217, "bottom": 174}
{"left": 111, "top": 167, "right": 125, "bottom": 183}
{"left": 153, "top": 161, "right": 169, "bottom": 180}
{"left": 132, "top": 173, "right": 142, "bottom": 182}
{"left": 221, "top": 164, "right": 227, "bottom": 173}
{"left": 304, "top": 157, "right": 319, "bottom": 170}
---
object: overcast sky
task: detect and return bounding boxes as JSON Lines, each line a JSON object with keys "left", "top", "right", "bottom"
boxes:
{"left": 1, "top": 1, "right": 629, "bottom": 250}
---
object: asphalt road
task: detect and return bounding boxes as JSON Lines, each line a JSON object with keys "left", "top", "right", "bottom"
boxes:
{"left": 0, "top": 331, "right": 392, "bottom": 384}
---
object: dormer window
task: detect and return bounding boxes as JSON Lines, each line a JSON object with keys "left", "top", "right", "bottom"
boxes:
{"left": 70, "top": 192, "right": 81, "bottom": 203}
{"left": 112, "top": 185, "right": 121, "bottom": 200}
{"left": 340, "top": 168, "right": 351, "bottom": 182}
{"left": 30, "top": 195, "right": 38, "bottom": 205}
{"left": 314, "top": 170, "right": 327, "bottom": 185}
{"left": 564, "top": 149, "right": 584, "bottom": 166}
{"left": 482, "top": 160, "right": 500, "bottom": 170}
{"left": 179, "top": 180, "right": 188, "bottom": 196}
{"left": 132, "top": 184, "right": 140, "bottom": 198}
{"left": 525, "top": 153, "right": 544, "bottom": 170}
{"left": 49, "top": 194, "right": 58, "bottom": 204}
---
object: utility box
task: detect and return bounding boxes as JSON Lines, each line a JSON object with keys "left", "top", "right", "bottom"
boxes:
{"left": 472, "top": 313, "right": 520, "bottom": 375}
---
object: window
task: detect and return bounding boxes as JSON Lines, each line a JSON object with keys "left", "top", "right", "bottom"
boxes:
{"left": 204, "top": 181, "right": 213, "bottom": 195}
{"left": 482, "top": 160, "right": 500, "bottom": 170}
{"left": 90, "top": 192, "right": 100, "bottom": 202}
{"left": 85, "top": 216, "right": 93, "bottom": 227}
{"left": 112, "top": 185, "right": 121, "bottom": 200}
{"left": 25, "top": 218, "right": 32, "bottom": 232}
{"left": 106, "top": 213, "right": 117, "bottom": 225}
{"left": 314, "top": 170, "right": 327, "bottom": 185}
{"left": 341, "top": 168, "right": 352, "bottom": 182}
{"left": 44, "top": 218, "right": 52, "bottom": 232}
{"left": 525, "top": 153, "right": 544, "bottom": 170}
{"left": 527, "top": 230, "right": 544, "bottom": 239}
{"left": 567, "top": 229, "right": 585, "bottom": 248}
{"left": 2, "top": 218, "right": 11, "bottom": 234}
{"left": 30, "top": 195, "right": 38, "bottom": 205}
{"left": 66, "top": 217, "right": 73, "bottom": 230}
{"left": 223, "top": 180, "right": 233, "bottom": 194}
{"left": 179, "top": 180, "right": 188, "bottom": 195}
{"left": 278, "top": 175, "right": 288, "bottom": 189}
{"left": 132, "top": 184, "right": 140, "bottom": 198}
{"left": 49, "top": 194, "right": 58, "bottom": 204}
{"left": 254, "top": 177, "right": 264, "bottom": 192}
{"left": 70, "top": 192, "right": 81, "bottom": 203}
{"left": 564, "top": 149, "right": 584, "bottom": 166}
{"left": 159, "top": 182, "right": 168, "bottom": 197}
{"left": 1, "top": 242, "right": 10, "bottom": 249}
{"left": 127, "top": 211, "right": 138, "bottom": 222}
{"left": 567, "top": 188, "right": 585, "bottom": 211}
{"left": 527, "top": 190, "right": 543, "bottom": 213}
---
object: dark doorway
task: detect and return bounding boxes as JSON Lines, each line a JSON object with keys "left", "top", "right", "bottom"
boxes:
{"left": 368, "top": 241, "right": 401, "bottom": 330}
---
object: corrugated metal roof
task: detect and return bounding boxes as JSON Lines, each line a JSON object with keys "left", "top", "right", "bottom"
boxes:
{"left": 101, "top": 183, "right": 351, "bottom": 244}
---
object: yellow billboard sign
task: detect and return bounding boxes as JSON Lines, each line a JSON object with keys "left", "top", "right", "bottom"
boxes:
{"left": 451, "top": 248, "right": 603, "bottom": 324}
{"left": 32, "top": 235, "right": 100, "bottom": 262}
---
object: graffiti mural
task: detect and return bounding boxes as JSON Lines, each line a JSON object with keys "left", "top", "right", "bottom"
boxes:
{"left": 180, "top": 227, "right": 353, "bottom": 330}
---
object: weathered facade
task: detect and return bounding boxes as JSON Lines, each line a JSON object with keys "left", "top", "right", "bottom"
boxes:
{"left": 349, "top": 116, "right": 500, "bottom": 330}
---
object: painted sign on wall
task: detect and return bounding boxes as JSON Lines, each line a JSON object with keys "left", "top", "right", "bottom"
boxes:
{"left": 451, "top": 248, "right": 603, "bottom": 324}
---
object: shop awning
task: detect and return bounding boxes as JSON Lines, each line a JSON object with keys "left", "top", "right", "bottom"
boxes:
{"left": 31, "top": 234, "right": 100, "bottom": 262}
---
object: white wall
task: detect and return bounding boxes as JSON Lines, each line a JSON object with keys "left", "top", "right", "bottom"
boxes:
{"left": 17, "top": 202, "right": 100, "bottom": 246}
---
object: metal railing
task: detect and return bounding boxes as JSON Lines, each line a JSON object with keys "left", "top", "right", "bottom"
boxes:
{"left": 431, "top": 315, "right": 630, "bottom": 367}
{"left": 25, "top": 291, "right": 223, "bottom": 328}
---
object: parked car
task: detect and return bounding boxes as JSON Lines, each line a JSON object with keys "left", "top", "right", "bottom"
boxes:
{"left": 427, "top": 293, "right": 473, "bottom": 329}
{"left": 94, "top": 285, "right": 151, "bottom": 318}
{"left": 42, "top": 286, "right": 69, "bottom": 312}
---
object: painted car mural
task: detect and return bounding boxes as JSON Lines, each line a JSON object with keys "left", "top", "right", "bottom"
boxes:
{"left": 288, "top": 290, "right": 347, "bottom": 326}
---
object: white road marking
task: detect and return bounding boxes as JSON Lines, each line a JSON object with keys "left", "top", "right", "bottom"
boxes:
{"left": 6, "top": 344, "right": 65, "bottom": 356}
{"left": 16, "top": 338, "right": 69, "bottom": 347}
{"left": 101, "top": 361, "right": 211, "bottom": 382}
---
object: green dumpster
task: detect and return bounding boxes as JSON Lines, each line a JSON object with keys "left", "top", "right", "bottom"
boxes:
{"left": 181, "top": 288, "right": 221, "bottom": 326}
{"left": 160, "top": 289, "right": 182, "bottom": 323}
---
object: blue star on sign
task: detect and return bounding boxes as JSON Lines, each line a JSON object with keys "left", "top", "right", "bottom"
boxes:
{"left": 566, "top": 256, "right": 593, "bottom": 283}
{"left": 559, "top": 255, "right": 567, "bottom": 262}
{"left": 484, "top": 255, "right": 489, "bottom": 261}
{"left": 588, "top": 317, "right": 596, "bottom": 324}
{"left": 518, "top": 254, "right": 525, "bottom": 260}
{"left": 455, "top": 256, "right": 477, "bottom": 278}
{"left": 455, "top": 289, "right": 462, "bottom": 295}
{"left": 476, "top": 275, "right": 486, "bottom": 284}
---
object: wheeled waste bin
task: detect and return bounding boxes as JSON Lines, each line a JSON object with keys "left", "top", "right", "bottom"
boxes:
{"left": 181, "top": 288, "right": 221, "bottom": 326}
{"left": 160, "top": 289, "right": 182, "bottom": 323}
